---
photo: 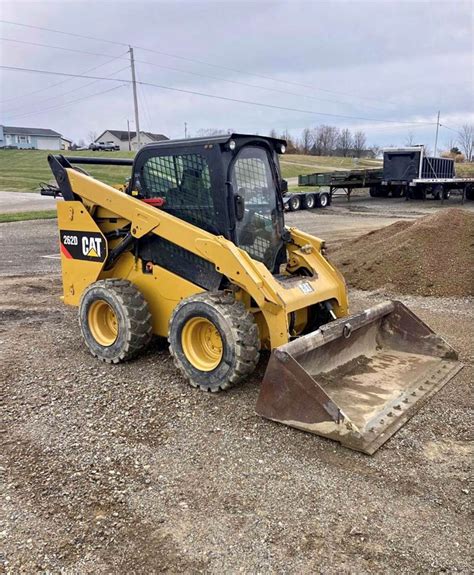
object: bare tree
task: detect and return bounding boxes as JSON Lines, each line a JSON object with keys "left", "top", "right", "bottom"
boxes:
{"left": 269, "top": 128, "right": 278, "bottom": 139}
{"left": 312, "top": 125, "right": 339, "bottom": 156}
{"left": 369, "top": 144, "right": 382, "bottom": 159}
{"left": 458, "top": 124, "right": 474, "bottom": 161}
{"left": 337, "top": 128, "right": 353, "bottom": 157}
{"left": 280, "top": 130, "right": 297, "bottom": 153}
{"left": 88, "top": 131, "right": 98, "bottom": 143}
{"left": 353, "top": 130, "right": 367, "bottom": 158}
{"left": 405, "top": 132, "right": 416, "bottom": 146}
{"left": 300, "top": 128, "right": 313, "bottom": 154}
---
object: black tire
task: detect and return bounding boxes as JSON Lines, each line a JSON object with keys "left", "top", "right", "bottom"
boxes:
{"left": 432, "top": 185, "right": 442, "bottom": 200}
{"left": 466, "top": 186, "right": 474, "bottom": 201}
{"left": 303, "top": 194, "right": 316, "bottom": 209}
{"left": 288, "top": 195, "right": 301, "bottom": 211}
{"left": 168, "top": 291, "right": 260, "bottom": 392}
{"left": 391, "top": 187, "right": 402, "bottom": 198}
{"left": 369, "top": 186, "right": 380, "bottom": 197}
{"left": 316, "top": 192, "right": 329, "bottom": 208}
{"left": 79, "top": 279, "right": 152, "bottom": 364}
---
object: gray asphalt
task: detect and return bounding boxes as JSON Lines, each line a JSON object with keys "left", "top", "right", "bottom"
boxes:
{"left": 0, "top": 219, "right": 60, "bottom": 276}
{"left": 0, "top": 191, "right": 59, "bottom": 213}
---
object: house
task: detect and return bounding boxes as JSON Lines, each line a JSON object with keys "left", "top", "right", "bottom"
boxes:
{"left": 0, "top": 126, "right": 66, "bottom": 150}
{"left": 94, "top": 130, "right": 168, "bottom": 151}
{"left": 61, "top": 137, "right": 73, "bottom": 151}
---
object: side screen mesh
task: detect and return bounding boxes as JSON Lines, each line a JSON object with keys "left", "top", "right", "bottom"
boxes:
{"left": 141, "top": 154, "right": 216, "bottom": 232}
{"left": 231, "top": 147, "right": 281, "bottom": 268}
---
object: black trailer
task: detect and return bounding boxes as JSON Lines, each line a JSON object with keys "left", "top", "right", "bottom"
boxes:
{"left": 297, "top": 167, "right": 383, "bottom": 202}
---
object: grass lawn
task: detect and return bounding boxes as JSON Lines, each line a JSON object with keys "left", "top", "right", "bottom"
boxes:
{"left": 0, "top": 149, "right": 135, "bottom": 192}
{"left": 1, "top": 149, "right": 473, "bottom": 192}
{"left": 0, "top": 210, "right": 57, "bottom": 223}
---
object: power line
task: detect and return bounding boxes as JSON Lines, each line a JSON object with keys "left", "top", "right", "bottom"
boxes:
{"left": 440, "top": 123, "right": 461, "bottom": 134}
{"left": 1, "top": 35, "right": 385, "bottom": 112}
{"left": 0, "top": 36, "right": 122, "bottom": 59}
{"left": 0, "top": 64, "right": 437, "bottom": 126}
{"left": 0, "top": 18, "right": 392, "bottom": 107}
{"left": 0, "top": 50, "right": 128, "bottom": 104}
{"left": 133, "top": 57, "right": 387, "bottom": 112}
{"left": 0, "top": 19, "right": 127, "bottom": 47}
{"left": 3, "top": 83, "right": 127, "bottom": 121}
{"left": 2, "top": 64, "right": 129, "bottom": 114}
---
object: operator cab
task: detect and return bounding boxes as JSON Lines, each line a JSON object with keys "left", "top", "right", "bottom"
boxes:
{"left": 130, "top": 133, "right": 288, "bottom": 274}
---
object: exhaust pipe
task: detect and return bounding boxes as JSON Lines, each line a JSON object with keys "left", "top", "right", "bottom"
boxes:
{"left": 256, "top": 301, "right": 462, "bottom": 454}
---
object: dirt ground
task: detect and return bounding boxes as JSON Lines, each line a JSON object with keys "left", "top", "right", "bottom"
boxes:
{"left": 1, "top": 196, "right": 473, "bottom": 573}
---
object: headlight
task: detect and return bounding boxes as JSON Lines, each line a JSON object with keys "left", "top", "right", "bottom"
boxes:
{"left": 279, "top": 144, "right": 286, "bottom": 154}
{"left": 227, "top": 139, "right": 236, "bottom": 151}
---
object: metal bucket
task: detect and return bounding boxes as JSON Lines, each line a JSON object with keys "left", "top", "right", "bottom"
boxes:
{"left": 256, "top": 301, "right": 462, "bottom": 454}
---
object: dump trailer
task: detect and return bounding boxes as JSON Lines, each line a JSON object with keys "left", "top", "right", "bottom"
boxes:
{"left": 44, "top": 134, "right": 462, "bottom": 454}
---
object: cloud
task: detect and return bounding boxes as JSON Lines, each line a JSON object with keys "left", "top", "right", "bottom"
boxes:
{"left": 1, "top": 0, "right": 472, "bottom": 148}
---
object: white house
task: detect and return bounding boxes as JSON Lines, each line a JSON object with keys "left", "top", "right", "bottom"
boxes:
{"left": 94, "top": 130, "right": 168, "bottom": 151}
{"left": 0, "top": 126, "right": 66, "bottom": 150}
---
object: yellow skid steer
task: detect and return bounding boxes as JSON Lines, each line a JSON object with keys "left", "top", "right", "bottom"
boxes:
{"left": 44, "top": 134, "right": 462, "bottom": 454}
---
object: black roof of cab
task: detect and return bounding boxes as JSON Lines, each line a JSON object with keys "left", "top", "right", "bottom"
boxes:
{"left": 139, "top": 132, "right": 287, "bottom": 153}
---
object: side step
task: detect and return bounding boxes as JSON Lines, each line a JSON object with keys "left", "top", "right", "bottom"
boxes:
{"left": 256, "top": 301, "right": 462, "bottom": 454}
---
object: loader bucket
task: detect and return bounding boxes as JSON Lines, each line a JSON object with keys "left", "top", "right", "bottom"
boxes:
{"left": 256, "top": 301, "right": 462, "bottom": 454}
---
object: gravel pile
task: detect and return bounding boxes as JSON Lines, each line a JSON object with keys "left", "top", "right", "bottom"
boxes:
{"left": 331, "top": 208, "right": 474, "bottom": 297}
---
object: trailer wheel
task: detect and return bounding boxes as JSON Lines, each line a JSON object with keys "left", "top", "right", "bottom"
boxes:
{"left": 316, "top": 192, "right": 329, "bottom": 208}
{"left": 391, "top": 186, "right": 402, "bottom": 198}
{"left": 466, "top": 186, "right": 474, "bottom": 201}
{"left": 79, "top": 279, "right": 153, "bottom": 364}
{"left": 303, "top": 194, "right": 316, "bottom": 209}
{"left": 432, "top": 185, "right": 443, "bottom": 200}
{"left": 169, "top": 291, "right": 260, "bottom": 392}
{"left": 288, "top": 195, "right": 301, "bottom": 211}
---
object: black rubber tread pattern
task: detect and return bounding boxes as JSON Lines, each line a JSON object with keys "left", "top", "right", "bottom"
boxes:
{"left": 168, "top": 291, "right": 260, "bottom": 392}
{"left": 303, "top": 194, "right": 315, "bottom": 209}
{"left": 316, "top": 192, "right": 329, "bottom": 208}
{"left": 288, "top": 195, "right": 301, "bottom": 211}
{"left": 79, "top": 279, "right": 153, "bottom": 364}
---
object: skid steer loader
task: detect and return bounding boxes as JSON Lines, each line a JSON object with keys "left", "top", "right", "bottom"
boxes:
{"left": 44, "top": 134, "right": 462, "bottom": 454}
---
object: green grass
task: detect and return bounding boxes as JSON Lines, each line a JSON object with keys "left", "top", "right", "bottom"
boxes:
{"left": 0, "top": 149, "right": 135, "bottom": 192}
{"left": 0, "top": 209, "right": 57, "bottom": 223}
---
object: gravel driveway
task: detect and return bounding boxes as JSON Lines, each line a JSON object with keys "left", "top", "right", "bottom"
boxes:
{"left": 1, "top": 203, "right": 473, "bottom": 573}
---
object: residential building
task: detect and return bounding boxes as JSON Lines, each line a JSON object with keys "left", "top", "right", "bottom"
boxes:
{"left": 94, "top": 130, "right": 168, "bottom": 151}
{"left": 0, "top": 126, "right": 66, "bottom": 150}
{"left": 61, "top": 137, "right": 73, "bottom": 150}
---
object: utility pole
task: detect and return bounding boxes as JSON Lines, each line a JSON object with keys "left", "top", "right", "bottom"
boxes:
{"left": 184, "top": 122, "right": 188, "bottom": 139}
{"left": 434, "top": 110, "right": 440, "bottom": 157}
{"left": 127, "top": 119, "right": 132, "bottom": 151}
{"left": 129, "top": 46, "right": 141, "bottom": 149}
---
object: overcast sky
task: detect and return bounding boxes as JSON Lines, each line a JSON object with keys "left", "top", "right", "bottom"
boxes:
{"left": 0, "top": 0, "right": 472, "bottom": 149}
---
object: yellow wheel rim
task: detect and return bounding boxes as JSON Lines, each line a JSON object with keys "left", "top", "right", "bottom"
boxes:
{"left": 88, "top": 300, "right": 119, "bottom": 347}
{"left": 181, "top": 317, "right": 223, "bottom": 371}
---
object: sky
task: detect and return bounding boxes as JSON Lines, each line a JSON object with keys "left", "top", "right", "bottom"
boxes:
{"left": 0, "top": 0, "right": 473, "bottom": 150}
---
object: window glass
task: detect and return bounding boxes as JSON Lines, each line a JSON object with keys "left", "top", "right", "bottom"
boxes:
{"left": 141, "top": 153, "right": 216, "bottom": 232}
{"left": 231, "top": 146, "right": 283, "bottom": 270}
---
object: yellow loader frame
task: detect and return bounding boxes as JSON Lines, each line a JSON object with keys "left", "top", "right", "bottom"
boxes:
{"left": 58, "top": 169, "right": 348, "bottom": 350}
